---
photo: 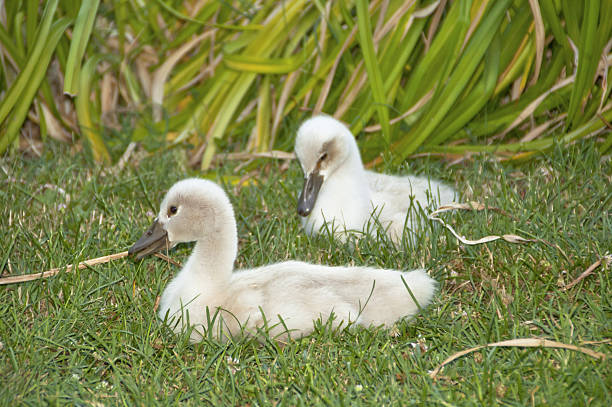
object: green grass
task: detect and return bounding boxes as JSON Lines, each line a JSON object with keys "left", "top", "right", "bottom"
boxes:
{"left": 0, "top": 140, "right": 610, "bottom": 405}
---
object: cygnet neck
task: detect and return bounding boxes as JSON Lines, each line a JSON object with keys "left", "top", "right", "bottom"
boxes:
{"left": 188, "top": 208, "right": 238, "bottom": 289}
{"left": 330, "top": 138, "right": 367, "bottom": 183}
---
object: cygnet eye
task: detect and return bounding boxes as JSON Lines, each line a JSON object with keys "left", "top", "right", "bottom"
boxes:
{"left": 319, "top": 152, "right": 328, "bottom": 162}
{"left": 168, "top": 205, "right": 178, "bottom": 216}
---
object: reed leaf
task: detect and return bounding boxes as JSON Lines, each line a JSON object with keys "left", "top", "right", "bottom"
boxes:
{"left": 76, "top": 57, "right": 110, "bottom": 163}
{"left": 224, "top": 50, "right": 312, "bottom": 74}
{"left": 63, "top": 0, "right": 100, "bottom": 96}
{"left": 2, "top": 0, "right": 611, "bottom": 166}
{"left": 566, "top": 0, "right": 600, "bottom": 128}
{"left": 0, "top": 18, "right": 71, "bottom": 154}
{"left": 0, "top": 0, "right": 58, "bottom": 126}
{"left": 393, "top": 0, "right": 512, "bottom": 163}
{"left": 355, "top": 0, "right": 389, "bottom": 142}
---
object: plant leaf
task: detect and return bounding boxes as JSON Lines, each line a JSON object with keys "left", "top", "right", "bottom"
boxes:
{"left": 63, "top": 0, "right": 100, "bottom": 96}
{"left": 355, "top": 0, "right": 390, "bottom": 142}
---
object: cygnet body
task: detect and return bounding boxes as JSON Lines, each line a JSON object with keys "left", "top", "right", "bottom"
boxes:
{"left": 129, "top": 178, "right": 436, "bottom": 342}
{"left": 295, "top": 116, "right": 456, "bottom": 243}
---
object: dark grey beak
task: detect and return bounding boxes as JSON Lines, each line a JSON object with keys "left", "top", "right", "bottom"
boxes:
{"left": 129, "top": 219, "right": 170, "bottom": 259}
{"left": 297, "top": 171, "right": 324, "bottom": 217}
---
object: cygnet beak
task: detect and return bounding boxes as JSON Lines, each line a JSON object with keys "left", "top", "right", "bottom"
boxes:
{"left": 129, "top": 219, "right": 170, "bottom": 259}
{"left": 297, "top": 171, "right": 324, "bottom": 217}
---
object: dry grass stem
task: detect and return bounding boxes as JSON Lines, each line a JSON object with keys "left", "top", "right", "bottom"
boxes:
{"left": 498, "top": 76, "right": 575, "bottom": 139}
{"left": 581, "top": 339, "right": 612, "bottom": 345}
{"left": 0, "top": 250, "right": 181, "bottom": 285}
{"left": 214, "top": 150, "right": 295, "bottom": 161}
{"left": 563, "top": 255, "right": 611, "bottom": 291}
{"left": 428, "top": 202, "right": 536, "bottom": 246}
{"left": 153, "top": 252, "right": 182, "bottom": 268}
{"left": 115, "top": 141, "right": 138, "bottom": 172}
{"left": 429, "top": 338, "right": 608, "bottom": 379}
{"left": 527, "top": 0, "right": 545, "bottom": 86}
{"left": 363, "top": 90, "right": 434, "bottom": 133}
{"left": 0, "top": 251, "right": 130, "bottom": 285}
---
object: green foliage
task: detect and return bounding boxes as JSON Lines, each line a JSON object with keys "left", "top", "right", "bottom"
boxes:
{"left": 0, "top": 1, "right": 611, "bottom": 166}
{"left": 63, "top": 0, "right": 100, "bottom": 96}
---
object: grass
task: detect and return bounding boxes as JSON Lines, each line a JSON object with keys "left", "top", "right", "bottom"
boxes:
{"left": 0, "top": 139, "right": 610, "bottom": 405}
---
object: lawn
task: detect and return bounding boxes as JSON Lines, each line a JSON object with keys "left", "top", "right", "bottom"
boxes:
{"left": 0, "top": 140, "right": 610, "bottom": 405}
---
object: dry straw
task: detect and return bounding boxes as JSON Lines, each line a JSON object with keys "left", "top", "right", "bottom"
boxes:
{"left": 429, "top": 338, "right": 608, "bottom": 379}
{"left": 428, "top": 201, "right": 537, "bottom": 245}
{"left": 0, "top": 251, "right": 180, "bottom": 285}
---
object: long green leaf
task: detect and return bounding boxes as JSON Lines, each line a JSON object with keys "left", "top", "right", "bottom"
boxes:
{"left": 560, "top": 0, "right": 582, "bottom": 44}
{"left": 0, "top": 0, "right": 58, "bottom": 126}
{"left": 63, "top": 0, "right": 100, "bottom": 96}
{"left": 393, "top": 0, "right": 512, "bottom": 163}
{"left": 13, "top": 11, "right": 26, "bottom": 61}
{"left": 566, "top": 0, "right": 600, "bottom": 128}
{"left": 350, "top": 9, "right": 427, "bottom": 137}
{"left": 426, "top": 105, "right": 612, "bottom": 156}
{"left": 428, "top": 31, "right": 501, "bottom": 145}
{"left": 355, "top": 0, "right": 390, "bottom": 142}
{"left": 76, "top": 56, "right": 110, "bottom": 162}
{"left": 224, "top": 46, "right": 313, "bottom": 74}
{"left": 25, "top": 0, "right": 38, "bottom": 51}
{"left": 399, "top": 1, "right": 466, "bottom": 110}
{"left": 198, "top": 0, "right": 308, "bottom": 169}
{"left": 539, "top": 0, "right": 572, "bottom": 67}
{"left": 0, "top": 18, "right": 71, "bottom": 154}
{"left": 254, "top": 75, "right": 271, "bottom": 151}
{"left": 113, "top": 0, "right": 127, "bottom": 59}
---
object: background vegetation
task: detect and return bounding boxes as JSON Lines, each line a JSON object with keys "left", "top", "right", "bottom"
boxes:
{"left": 0, "top": 0, "right": 611, "bottom": 169}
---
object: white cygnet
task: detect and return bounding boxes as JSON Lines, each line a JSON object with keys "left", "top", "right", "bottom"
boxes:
{"left": 295, "top": 115, "right": 456, "bottom": 243}
{"left": 130, "top": 178, "right": 437, "bottom": 342}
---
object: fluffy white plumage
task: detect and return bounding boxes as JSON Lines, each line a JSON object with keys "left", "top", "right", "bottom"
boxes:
{"left": 295, "top": 115, "right": 456, "bottom": 243}
{"left": 130, "top": 178, "right": 436, "bottom": 342}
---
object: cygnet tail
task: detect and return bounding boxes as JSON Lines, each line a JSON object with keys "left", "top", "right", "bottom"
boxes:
{"left": 401, "top": 269, "right": 437, "bottom": 311}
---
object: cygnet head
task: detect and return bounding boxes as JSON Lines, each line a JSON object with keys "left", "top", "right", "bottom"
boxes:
{"left": 129, "top": 178, "right": 237, "bottom": 259}
{"left": 294, "top": 115, "right": 363, "bottom": 216}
